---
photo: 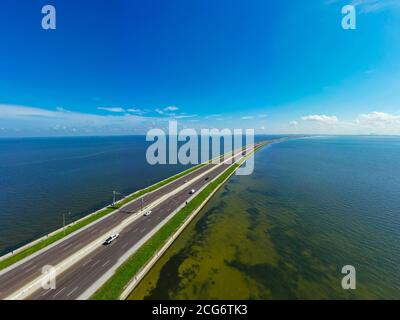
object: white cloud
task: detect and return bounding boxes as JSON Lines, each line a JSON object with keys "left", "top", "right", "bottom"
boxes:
{"left": 2, "top": 104, "right": 400, "bottom": 136}
{"left": 0, "top": 104, "right": 206, "bottom": 137}
{"left": 241, "top": 116, "right": 254, "bottom": 120}
{"left": 127, "top": 108, "right": 144, "bottom": 114}
{"left": 205, "top": 114, "right": 225, "bottom": 121}
{"left": 0, "top": 104, "right": 159, "bottom": 136}
{"left": 164, "top": 106, "right": 179, "bottom": 112}
{"left": 173, "top": 114, "right": 198, "bottom": 119}
{"left": 97, "top": 107, "right": 126, "bottom": 113}
{"left": 326, "top": 0, "right": 400, "bottom": 13}
{"left": 287, "top": 111, "right": 400, "bottom": 135}
{"left": 301, "top": 114, "right": 339, "bottom": 124}
{"left": 154, "top": 106, "right": 188, "bottom": 118}
{"left": 56, "top": 107, "right": 71, "bottom": 113}
{"left": 0, "top": 105, "right": 57, "bottom": 118}
{"left": 356, "top": 111, "right": 400, "bottom": 124}
{"left": 155, "top": 106, "right": 180, "bottom": 116}
{"left": 353, "top": 0, "right": 400, "bottom": 13}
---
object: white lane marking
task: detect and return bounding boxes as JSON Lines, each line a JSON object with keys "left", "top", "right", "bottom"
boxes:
{"left": 90, "top": 229, "right": 97, "bottom": 234}
{"left": 53, "top": 287, "right": 66, "bottom": 298}
{"left": 102, "top": 260, "right": 110, "bottom": 267}
{"left": 40, "top": 290, "right": 50, "bottom": 297}
{"left": 2, "top": 164, "right": 234, "bottom": 296}
{"left": 23, "top": 265, "right": 37, "bottom": 274}
{"left": 91, "top": 260, "right": 100, "bottom": 268}
{"left": 140, "top": 228, "right": 146, "bottom": 233}
{"left": 67, "top": 286, "right": 79, "bottom": 297}
{"left": 122, "top": 243, "right": 128, "bottom": 249}
{"left": 133, "top": 228, "right": 138, "bottom": 233}
{"left": 82, "top": 259, "right": 92, "bottom": 267}
{"left": 21, "top": 261, "right": 33, "bottom": 269}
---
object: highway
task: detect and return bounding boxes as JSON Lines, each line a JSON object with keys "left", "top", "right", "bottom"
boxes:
{"left": 30, "top": 162, "right": 234, "bottom": 300}
{"left": 0, "top": 162, "right": 215, "bottom": 299}
{"left": 0, "top": 147, "right": 253, "bottom": 300}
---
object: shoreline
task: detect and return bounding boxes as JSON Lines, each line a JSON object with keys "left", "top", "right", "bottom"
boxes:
{"left": 0, "top": 145, "right": 250, "bottom": 271}
{"left": 0, "top": 162, "right": 208, "bottom": 270}
{"left": 91, "top": 143, "right": 268, "bottom": 300}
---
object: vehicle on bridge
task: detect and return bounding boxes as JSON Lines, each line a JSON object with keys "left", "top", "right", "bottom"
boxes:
{"left": 103, "top": 233, "right": 119, "bottom": 245}
{"left": 144, "top": 210, "right": 152, "bottom": 216}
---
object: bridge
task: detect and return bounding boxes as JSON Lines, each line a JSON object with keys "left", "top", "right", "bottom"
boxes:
{"left": 0, "top": 144, "right": 262, "bottom": 300}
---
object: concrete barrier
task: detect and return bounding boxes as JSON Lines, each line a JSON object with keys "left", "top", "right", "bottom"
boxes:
{"left": 5, "top": 148, "right": 251, "bottom": 299}
{"left": 0, "top": 149, "right": 230, "bottom": 264}
{"left": 118, "top": 150, "right": 257, "bottom": 300}
{"left": 0, "top": 162, "right": 210, "bottom": 272}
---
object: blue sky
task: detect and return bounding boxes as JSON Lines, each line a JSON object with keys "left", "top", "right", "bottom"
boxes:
{"left": 0, "top": 0, "right": 400, "bottom": 136}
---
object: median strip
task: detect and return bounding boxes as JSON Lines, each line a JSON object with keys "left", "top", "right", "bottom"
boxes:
{"left": 7, "top": 158, "right": 241, "bottom": 299}
{"left": 91, "top": 143, "right": 265, "bottom": 300}
{"left": 0, "top": 162, "right": 206, "bottom": 272}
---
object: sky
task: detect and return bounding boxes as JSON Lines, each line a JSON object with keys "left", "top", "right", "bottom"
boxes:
{"left": 0, "top": 0, "right": 400, "bottom": 136}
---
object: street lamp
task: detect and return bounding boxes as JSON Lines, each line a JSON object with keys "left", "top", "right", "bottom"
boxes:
{"left": 112, "top": 190, "right": 125, "bottom": 206}
{"left": 63, "top": 212, "right": 71, "bottom": 235}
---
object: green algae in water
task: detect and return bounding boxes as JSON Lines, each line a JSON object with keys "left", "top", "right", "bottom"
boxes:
{"left": 129, "top": 138, "right": 400, "bottom": 300}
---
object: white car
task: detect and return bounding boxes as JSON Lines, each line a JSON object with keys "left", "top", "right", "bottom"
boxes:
{"left": 144, "top": 210, "right": 152, "bottom": 216}
{"left": 190, "top": 189, "right": 196, "bottom": 194}
{"left": 103, "top": 233, "right": 119, "bottom": 245}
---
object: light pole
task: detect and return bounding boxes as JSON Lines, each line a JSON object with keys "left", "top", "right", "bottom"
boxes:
{"left": 63, "top": 212, "right": 71, "bottom": 235}
{"left": 141, "top": 179, "right": 151, "bottom": 212}
{"left": 112, "top": 190, "right": 125, "bottom": 206}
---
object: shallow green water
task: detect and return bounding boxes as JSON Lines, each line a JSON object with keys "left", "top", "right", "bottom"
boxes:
{"left": 129, "top": 137, "right": 400, "bottom": 300}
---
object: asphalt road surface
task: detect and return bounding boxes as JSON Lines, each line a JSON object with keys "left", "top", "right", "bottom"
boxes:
{"left": 29, "top": 162, "right": 233, "bottom": 300}
{"left": 0, "top": 162, "right": 215, "bottom": 299}
{"left": 0, "top": 147, "right": 252, "bottom": 300}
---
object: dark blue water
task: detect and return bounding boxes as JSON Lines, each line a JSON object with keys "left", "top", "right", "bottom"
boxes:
{"left": 130, "top": 135, "right": 400, "bottom": 299}
{"left": 0, "top": 136, "right": 187, "bottom": 255}
{"left": 251, "top": 136, "right": 400, "bottom": 298}
{"left": 0, "top": 135, "right": 282, "bottom": 255}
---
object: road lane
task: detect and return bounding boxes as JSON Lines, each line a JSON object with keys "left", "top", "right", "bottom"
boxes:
{"left": 0, "top": 162, "right": 215, "bottom": 298}
{"left": 29, "top": 162, "right": 232, "bottom": 300}
{"left": 2, "top": 144, "right": 256, "bottom": 300}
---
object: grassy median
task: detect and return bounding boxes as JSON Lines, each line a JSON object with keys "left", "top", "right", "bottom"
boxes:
{"left": 91, "top": 144, "right": 265, "bottom": 300}
{"left": 0, "top": 163, "right": 206, "bottom": 271}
